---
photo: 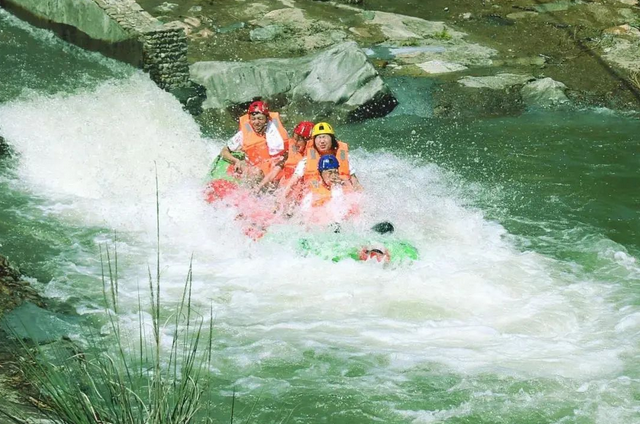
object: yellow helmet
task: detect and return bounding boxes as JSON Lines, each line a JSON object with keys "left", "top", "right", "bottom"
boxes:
{"left": 311, "top": 122, "right": 335, "bottom": 137}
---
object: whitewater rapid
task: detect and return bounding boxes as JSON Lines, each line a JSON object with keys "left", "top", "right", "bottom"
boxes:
{"left": 1, "top": 75, "right": 636, "bottom": 390}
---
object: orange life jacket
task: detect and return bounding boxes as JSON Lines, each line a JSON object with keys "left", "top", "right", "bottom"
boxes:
{"left": 308, "top": 181, "right": 352, "bottom": 207}
{"left": 304, "top": 141, "right": 350, "bottom": 191}
{"left": 238, "top": 112, "right": 288, "bottom": 175}
{"left": 282, "top": 140, "right": 305, "bottom": 180}
{"left": 302, "top": 181, "right": 360, "bottom": 226}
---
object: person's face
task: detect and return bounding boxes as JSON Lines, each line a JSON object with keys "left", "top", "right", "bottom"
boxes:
{"left": 250, "top": 113, "right": 268, "bottom": 133}
{"left": 314, "top": 134, "right": 333, "bottom": 153}
{"left": 293, "top": 133, "right": 307, "bottom": 152}
{"left": 320, "top": 169, "right": 340, "bottom": 187}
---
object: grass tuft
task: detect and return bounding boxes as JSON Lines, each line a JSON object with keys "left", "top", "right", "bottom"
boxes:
{"left": 629, "top": 70, "right": 640, "bottom": 91}
{"left": 15, "top": 172, "right": 218, "bottom": 424}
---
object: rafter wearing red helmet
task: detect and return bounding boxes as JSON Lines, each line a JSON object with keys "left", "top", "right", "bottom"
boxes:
{"left": 219, "top": 100, "right": 289, "bottom": 185}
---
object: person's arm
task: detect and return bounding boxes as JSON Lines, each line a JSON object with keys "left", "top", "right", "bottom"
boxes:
{"left": 281, "top": 158, "right": 305, "bottom": 198}
{"left": 346, "top": 162, "right": 363, "bottom": 191}
{"left": 349, "top": 174, "right": 363, "bottom": 191}
{"left": 255, "top": 162, "right": 284, "bottom": 193}
{"left": 282, "top": 174, "right": 302, "bottom": 198}
{"left": 221, "top": 131, "right": 247, "bottom": 174}
{"left": 220, "top": 146, "right": 247, "bottom": 174}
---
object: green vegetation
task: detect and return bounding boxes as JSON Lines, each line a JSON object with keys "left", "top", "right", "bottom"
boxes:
{"left": 14, "top": 179, "right": 220, "bottom": 424}
{"left": 397, "top": 37, "right": 422, "bottom": 47}
{"left": 630, "top": 71, "right": 640, "bottom": 91}
{"left": 431, "top": 28, "right": 452, "bottom": 41}
{"left": 16, "top": 243, "right": 217, "bottom": 424}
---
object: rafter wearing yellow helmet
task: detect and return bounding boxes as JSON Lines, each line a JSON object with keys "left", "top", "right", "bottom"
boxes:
{"left": 311, "top": 122, "right": 335, "bottom": 137}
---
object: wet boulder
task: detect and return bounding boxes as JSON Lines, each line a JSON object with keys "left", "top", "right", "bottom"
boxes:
{"left": 521, "top": 78, "right": 570, "bottom": 109}
{"left": 458, "top": 73, "right": 535, "bottom": 89}
{"left": 190, "top": 41, "right": 397, "bottom": 122}
{"left": 0, "top": 255, "right": 42, "bottom": 320}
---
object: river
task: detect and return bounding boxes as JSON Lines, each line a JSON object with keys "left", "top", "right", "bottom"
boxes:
{"left": 1, "top": 10, "right": 639, "bottom": 423}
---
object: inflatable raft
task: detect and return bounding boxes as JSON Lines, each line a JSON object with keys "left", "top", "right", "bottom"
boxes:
{"left": 204, "top": 157, "right": 419, "bottom": 264}
{"left": 204, "top": 153, "right": 244, "bottom": 203}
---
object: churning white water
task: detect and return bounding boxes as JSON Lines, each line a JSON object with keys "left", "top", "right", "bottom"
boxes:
{"left": 0, "top": 74, "right": 637, "bottom": 404}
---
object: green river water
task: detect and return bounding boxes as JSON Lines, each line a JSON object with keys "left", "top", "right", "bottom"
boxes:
{"left": 1, "top": 10, "right": 639, "bottom": 424}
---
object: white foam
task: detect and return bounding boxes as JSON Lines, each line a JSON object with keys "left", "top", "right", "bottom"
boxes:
{"left": 0, "top": 75, "right": 636, "bottom": 383}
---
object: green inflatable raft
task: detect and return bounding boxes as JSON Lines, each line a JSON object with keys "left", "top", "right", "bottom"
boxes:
{"left": 208, "top": 152, "right": 244, "bottom": 181}
{"left": 263, "top": 222, "right": 419, "bottom": 265}
{"left": 296, "top": 225, "right": 419, "bottom": 264}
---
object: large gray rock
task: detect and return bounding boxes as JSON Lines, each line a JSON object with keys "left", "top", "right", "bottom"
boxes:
{"left": 190, "top": 41, "right": 397, "bottom": 121}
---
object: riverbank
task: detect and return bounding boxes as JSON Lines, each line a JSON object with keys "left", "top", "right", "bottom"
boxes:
{"left": 136, "top": 0, "right": 640, "bottom": 119}
{"left": 1, "top": 4, "right": 639, "bottom": 422}
{"left": 0, "top": 255, "right": 50, "bottom": 423}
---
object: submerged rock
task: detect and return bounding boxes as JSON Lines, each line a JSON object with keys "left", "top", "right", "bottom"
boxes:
{"left": 416, "top": 60, "right": 467, "bottom": 74}
{"left": 0, "top": 302, "right": 79, "bottom": 344}
{"left": 248, "top": 7, "right": 344, "bottom": 53}
{"left": 359, "top": 11, "right": 496, "bottom": 74}
{"left": 0, "top": 255, "right": 42, "bottom": 320}
{"left": 458, "top": 73, "right": 535, "bottom": 89}
{"left": 250, "top": 24, "right": 287, "bottom": 41}
{"left": 190, "top": 41, "right": 397, "bottom": 121}
{"left": 168, "top": 82, "right": 207, "bottom": 115}
{"left": 367, "top": 11, "right": 466, "bottom": 41}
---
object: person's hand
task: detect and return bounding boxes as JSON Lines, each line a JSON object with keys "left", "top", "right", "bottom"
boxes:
{"left": 328, "top": 173, "right": 342, "bottom": 187}
{"left": 234, "top": 159, "right": 248, "bottom": 174}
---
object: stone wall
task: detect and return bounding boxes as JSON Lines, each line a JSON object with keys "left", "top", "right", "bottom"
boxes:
{"left": 0, "top": 0, "right": 200, "bottom": 106}
{"left": 140, "top": 23, "right": 191, "bottom": 90}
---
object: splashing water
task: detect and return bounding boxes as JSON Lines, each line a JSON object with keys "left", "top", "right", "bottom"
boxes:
{"left": 1, "top": 12, "right": 639, "bottom": 424}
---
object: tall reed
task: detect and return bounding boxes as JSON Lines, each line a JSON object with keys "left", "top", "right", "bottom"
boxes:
{"left": 16, "top": 172, "right": 217, "bottom": 424}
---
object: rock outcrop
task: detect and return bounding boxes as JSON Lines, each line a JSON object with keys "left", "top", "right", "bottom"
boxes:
{"left": 191, "top": 41, "right": 397, "bottom": 122}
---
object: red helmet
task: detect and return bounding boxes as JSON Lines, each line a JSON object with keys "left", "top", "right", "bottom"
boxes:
{"left": 247, "top": 101, "right": 269, "bottom": 116}
{"left": 293, "top": 121, "right": 314, "bottom": 139}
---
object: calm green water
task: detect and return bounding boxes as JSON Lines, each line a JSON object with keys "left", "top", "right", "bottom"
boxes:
{"left": 1, "top": 10, "right": 639, "bottom": 424}
{"left": 343, "top": 110, "right": 640, "bottom": 254}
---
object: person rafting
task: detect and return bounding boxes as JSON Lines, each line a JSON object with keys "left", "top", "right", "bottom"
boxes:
{"left": 218, "top": 100, "right": 289, "bottom": 186}
{"left": 283, "top": 121, "right": 362, "bottom": 199}
{"left": 298, "top": 154, "right": 361, "bottom": 226}
{"left": 282, "top": 121, "right": 314, "bottom": 182}
{"left": 255, "top": 120, "right": 314, "bottom": 193}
